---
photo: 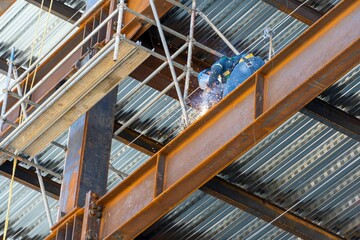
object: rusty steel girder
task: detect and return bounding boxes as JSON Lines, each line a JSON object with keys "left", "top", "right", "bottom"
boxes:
{"left": 93, "top": 1, "right": 359, "bottom": 239}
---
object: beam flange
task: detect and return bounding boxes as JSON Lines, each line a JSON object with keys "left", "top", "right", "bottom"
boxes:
{"left": 301, "top": 98, "right": 360, "bottom": 141}
{"left": 113, "top": 122, "right": 163, "bottom": 155}
{"left": 0, "top": 160, "right": 60, "bottom": 199}
{"left": 95, "top": 1, "right": 360, "bottom": 239}
{"left": 25, "top": 0, "right": 81, "bottom": 23}
{"left": 262, "top": 0, "right": 323, "bottom": 25}
{"left": 201, "top": 176, "right": 342, "bottom": 240}
{"left": 0, "top": 0, "right": 15, "bottom": 16}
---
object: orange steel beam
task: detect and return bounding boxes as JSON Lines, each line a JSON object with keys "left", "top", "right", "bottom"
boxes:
{"left": 94, "top": 1, "right": 359, "bottom": 239}
{"left": 0, "top": 0, "right": 15, "bottom": 16}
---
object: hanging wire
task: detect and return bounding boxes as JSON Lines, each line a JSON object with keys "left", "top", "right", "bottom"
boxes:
{"left": 241, "top": 0, "right": 309, "bottom": 55}
{"left": 246, "top": 156, "right": 358, "bottom": 239}
{"left": 110, "top": 82, "right": 201, "bottom": 169}
{"left": 29, "top": 0, "right": 54, "bottom": 92}
{"left": 21, "top": 0, "right": 54, "bottom": 123}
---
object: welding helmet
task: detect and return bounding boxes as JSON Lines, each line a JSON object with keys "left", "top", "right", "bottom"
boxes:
{"left": 198, "top": 69, "right": 210, "bottom": 90}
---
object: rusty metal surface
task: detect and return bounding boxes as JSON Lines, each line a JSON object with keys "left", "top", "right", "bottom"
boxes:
{"left": 96, "top": 1, "right": 360, "bottom": 239}
{"left": 0, "top": 0, "right": 15, "bottom": 16}
{"left": 59, "top": 87, "right": 116, "bottom": 215}
{"left": 0, "top": 0, "right": 358, "bottom": 239}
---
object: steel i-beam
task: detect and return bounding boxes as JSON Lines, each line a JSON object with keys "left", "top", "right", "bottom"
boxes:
{"left": 93, "top": 1, "right": 359, "bottom": 239}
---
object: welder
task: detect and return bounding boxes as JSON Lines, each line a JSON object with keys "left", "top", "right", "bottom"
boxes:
{"left": 197, "top": 53, "right": 264, "bottom": 110}
{"left": 222, "top": 53, "right": 265, "bottom": 96}
{"left": 198, "top": 68, "right": 223, "bottom": 110}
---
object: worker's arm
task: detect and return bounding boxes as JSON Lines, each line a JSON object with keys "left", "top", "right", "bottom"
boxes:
{"left": 208, "top": 57, "right": 228, "bottom": 86}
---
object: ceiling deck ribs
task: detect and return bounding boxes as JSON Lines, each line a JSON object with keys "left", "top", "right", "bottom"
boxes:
{"left": 201, "top": 176, "right": 343, "bottom": 240}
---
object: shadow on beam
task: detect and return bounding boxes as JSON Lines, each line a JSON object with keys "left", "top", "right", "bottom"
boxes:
{"left": 25, "top": 0, "right": 82, "bottom": 23}
{"left": 0, "top": 160, "right": 60, "bottom": 199}
{"left": 201, "top": 176, "right": 343, "bottom": 240}
{"left": 301, "top": 98, "right": 360, "bottom": 142}
{"left": 261, "top": 0, "right": 323, "bottom": 25}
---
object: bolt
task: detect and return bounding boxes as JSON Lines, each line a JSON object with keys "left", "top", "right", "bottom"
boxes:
{"left": 90, "top": 209, "right": 96, "bottom": 216}
{"left": 97, "top": 205, "right": 104, "bottom": 212}
{"left": 91, "top": 192, "right": 98, "bottom": 199}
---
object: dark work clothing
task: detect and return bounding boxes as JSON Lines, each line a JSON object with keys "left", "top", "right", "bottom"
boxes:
{"left": 223, "top": 56, "right": 265, "bottom": 97}
{"left": 208, "top": 54, "right": 244, "bottom": 86}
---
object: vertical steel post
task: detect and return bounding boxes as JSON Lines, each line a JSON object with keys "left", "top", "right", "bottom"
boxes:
{"left": 0, "top": 47, "right": 15, "bottom": 132}
{"left": 184, "top": 0, "right": 196, "bottom": 100}
{"left": 113, "top": 0, "right": 125, "bottom": 61}
{"left": 149, "top": 0, "right": 189, "bottom": 126}
{"left": 12, "top": 68, "right": 29, "bottom": 119}
{"left": 57, "top": 4, "right": 117, "bottom": 239}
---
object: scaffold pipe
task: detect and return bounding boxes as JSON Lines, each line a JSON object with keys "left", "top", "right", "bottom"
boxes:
{"left": 7, "top": 0, "right": 106, "bottom": 91}
{"left": 0, "top": 47, "right": 15, "bottom": 132}
{"left": 149, "top": 0, "right": 188, "bottom": 125}
{"left": 184, "top": 0, "right": 197, "bottom": 100}
{"left": 3, "top": 9, "right": 119, "bottom": 120}
{"left": 113, "top": 0, "right": 125, "bottom": 61}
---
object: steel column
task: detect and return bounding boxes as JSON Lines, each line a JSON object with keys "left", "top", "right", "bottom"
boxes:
{"left": 58, "top": 87, "right": 117, "bottom": 216}
{"left": 95, "top": 1, "right": 359, "bottom": 239}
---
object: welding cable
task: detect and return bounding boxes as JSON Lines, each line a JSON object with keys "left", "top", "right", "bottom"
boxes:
{"left": 21, "top": 0, "right": 46, "bottom": 123}
{"left": 2, "top": 158, "right": 17, "bottom": 240}
{"left": 29, "top": 0, "right": 55, "bottom": 93}
{"left": 20, "top": 0, "right": 55, "bottom": 123}
{"left": 241, "top": 0, "right": 309, "bottom": 56}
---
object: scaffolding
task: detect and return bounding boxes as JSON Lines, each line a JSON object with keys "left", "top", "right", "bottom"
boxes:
{"left": 0, "top": 0, "right": 358, "bottom": 239}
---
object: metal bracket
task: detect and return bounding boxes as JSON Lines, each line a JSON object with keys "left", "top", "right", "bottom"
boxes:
{"left": 81, "top": 191, "right": 103, "bottom": 240}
